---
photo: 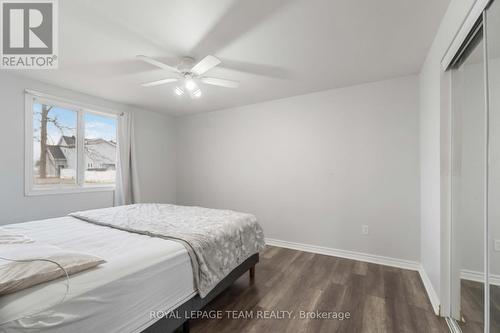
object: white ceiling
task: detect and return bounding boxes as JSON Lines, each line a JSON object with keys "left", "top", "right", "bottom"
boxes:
{"left": 14, "top": 0, "right": 450, "bottom": 115}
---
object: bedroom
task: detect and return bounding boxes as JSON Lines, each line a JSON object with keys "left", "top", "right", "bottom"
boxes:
{"left": 0, "top": 0, "right": 499, "bottom": 332}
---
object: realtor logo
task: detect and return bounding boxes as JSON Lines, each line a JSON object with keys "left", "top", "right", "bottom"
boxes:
{"left": 1, "top": 0, "right": 58, "bottom": 69}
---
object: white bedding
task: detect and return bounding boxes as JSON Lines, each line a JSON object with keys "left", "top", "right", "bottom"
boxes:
{"left": 0, "top": 216, "right": 196, "bottom": 333}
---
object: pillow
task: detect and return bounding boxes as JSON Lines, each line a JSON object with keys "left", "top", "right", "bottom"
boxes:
{"left": 0, "top": 242, "right": 105, "bottom": 296}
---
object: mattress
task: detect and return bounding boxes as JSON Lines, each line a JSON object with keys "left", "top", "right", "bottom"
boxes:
{"left": 0, "top": 216, "right": 196, "bottom": 333}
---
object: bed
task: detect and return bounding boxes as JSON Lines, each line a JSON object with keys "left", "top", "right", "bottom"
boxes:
{"left": 0, "top": 204, "right": 264, "bottom": 333}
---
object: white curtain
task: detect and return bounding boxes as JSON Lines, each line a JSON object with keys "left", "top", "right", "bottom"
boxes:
{"left": 115, "top": 112, "right": 140, "bottom": 206}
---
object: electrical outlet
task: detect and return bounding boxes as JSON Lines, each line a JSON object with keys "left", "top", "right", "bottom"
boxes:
{"left": 362, "top": 225, "right": 369, "bottom": 235}
{"left": 495, "top": 240, "right": 500, "bottom": 252}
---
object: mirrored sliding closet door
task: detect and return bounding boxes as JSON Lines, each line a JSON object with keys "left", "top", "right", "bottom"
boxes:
{"left": 451, "top": 15, "right": 486, "bottom": 333}
{"left": 450, "top": 1, "right": 500, "bottom": 332}
{"left": 486, "top": 1, "right": 500, "bottom": 332}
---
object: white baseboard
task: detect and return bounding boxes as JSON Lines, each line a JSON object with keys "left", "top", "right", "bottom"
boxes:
{"left": 418, "top": 266, "right": 440, "bottom": 315}
{"left": 266, "top": 238, "right": 440, "bottom": 315}
{"left": 264, "top": 238, "right": 420, "bottom": 271}
{"left": 460, "top": 269, "right": 500, "bottom": 286}
{"left": 265, "top": 238, "right": 441, "bottom": 315}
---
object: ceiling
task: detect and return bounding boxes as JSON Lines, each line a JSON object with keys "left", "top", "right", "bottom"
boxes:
{"left": 14, "top": 0, "right": 450, "bottom": 115}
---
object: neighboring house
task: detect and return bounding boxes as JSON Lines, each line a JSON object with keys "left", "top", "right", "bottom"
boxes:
{"left": 84, "top": 138, "right": 117, "bottom": 170}
{"left": 43, "top": 136, "right": 116, "bottom": 177}
{"left": 45, "top": 145, "right": 68, "bottom": 177}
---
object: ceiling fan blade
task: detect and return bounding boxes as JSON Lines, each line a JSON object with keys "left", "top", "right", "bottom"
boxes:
{"left": 201, "top": 77, "right": 239, "bottom": 88}
{"left": 191, "top": 55, "right": 221, "bottom": 76}
{"left": 141, "top": 78, "right": 178, "bottom": 87}
{"left": 136, "top": 55, "right": 180, "bottom": 73}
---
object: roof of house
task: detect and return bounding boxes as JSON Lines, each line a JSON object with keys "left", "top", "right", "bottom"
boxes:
{"left": 86, "top": 138, "right": 116, "bottom": 146}
{"left": 48, "top": 137, "right": 117, "bottom": 165}
{"left": 60, "top": 135, "right": 76, "bottom": 147}
{"left": 60, "top": 136, "right": 116, "bottom": 147}
{"left": 47, "top": 145, "right": 66, "bottom": 160}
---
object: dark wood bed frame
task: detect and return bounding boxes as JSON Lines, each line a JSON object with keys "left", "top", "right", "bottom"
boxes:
{"left": 143, "top": 253, "right": 259, "bottom": 333}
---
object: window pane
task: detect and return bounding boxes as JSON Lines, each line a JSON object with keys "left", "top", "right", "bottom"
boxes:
{"left": 84, "top": 113, "right": 117, "bottom": 185}
{"left": 33, "top": 103, "right": 77, "bottom": 186}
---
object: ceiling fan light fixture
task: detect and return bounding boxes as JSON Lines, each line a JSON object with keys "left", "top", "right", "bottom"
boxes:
{"left": 137, "top": 55, "right": 239, "bottom": 101}
{"left": 174, "top": 87, "right": 184, "bottom": 96}
{"left": 193, "top": 88, "right": 202, "bottom": 98}
{"left": 185, "top": 79, "right": 197, "bottom": 91}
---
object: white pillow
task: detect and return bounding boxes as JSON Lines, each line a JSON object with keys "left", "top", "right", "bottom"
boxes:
{"left": 0, "top": 242, "right": 105, "bottom": 296}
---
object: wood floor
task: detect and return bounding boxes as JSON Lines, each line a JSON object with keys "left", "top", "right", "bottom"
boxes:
{"left": 459, "top": 279, "right": 500, "bottom": 333}
{"left": 187, "top": 246, "right": 449, "bottom": 333}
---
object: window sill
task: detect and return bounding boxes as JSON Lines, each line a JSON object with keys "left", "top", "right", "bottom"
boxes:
{"left": 25, "top": 185, "right": 115, "bottom": 197}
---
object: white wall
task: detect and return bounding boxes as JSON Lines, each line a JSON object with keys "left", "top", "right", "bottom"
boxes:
{"left": 0, "top": 72, "right": 176, "bottom": 225}
{"left": 419, "top": 0, "right": 477, "bottom": 307}
{"left": 175, "top": 75, "right": 421, "bottom": 262}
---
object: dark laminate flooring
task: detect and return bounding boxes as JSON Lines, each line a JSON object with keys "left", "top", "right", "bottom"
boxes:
{"left": 459, "top": 279, "right": 500, "bottom": 333}
{"left": 187, "top": 246, "right": 449, "bottom": 333}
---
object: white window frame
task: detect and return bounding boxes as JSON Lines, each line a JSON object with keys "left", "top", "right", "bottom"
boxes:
{"left": 25, "top": 89, "right": 120, "bottom": 196}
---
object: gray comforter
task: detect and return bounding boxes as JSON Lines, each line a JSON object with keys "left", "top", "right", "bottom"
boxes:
{"left": 70, "top": 204, "right": 265, "bottom": 297}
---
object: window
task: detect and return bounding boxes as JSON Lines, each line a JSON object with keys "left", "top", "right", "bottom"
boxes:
{"left": 32, "top": 103, "right": 77, "bottom": 186}
{"left": 84, "top": 113, "right": 117, "bottom": 185}
{"left": 25, "top": 91, "right": 118, "bottom": 195}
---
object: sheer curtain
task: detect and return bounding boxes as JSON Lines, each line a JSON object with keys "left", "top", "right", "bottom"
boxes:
{"left": 115, "top": 112, "right": 140, "bottom": 206}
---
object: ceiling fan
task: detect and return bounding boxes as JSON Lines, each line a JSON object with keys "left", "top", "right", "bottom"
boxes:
{"left": 136, "top": 55, "right": 239, "bottom": 99}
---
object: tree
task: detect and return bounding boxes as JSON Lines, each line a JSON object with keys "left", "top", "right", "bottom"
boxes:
{"left": 34, "top": 105, "right": 73, "bottom": 179}
{"left": 39, "top": 105, "right": 52, "bottom": 178}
